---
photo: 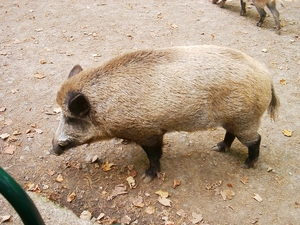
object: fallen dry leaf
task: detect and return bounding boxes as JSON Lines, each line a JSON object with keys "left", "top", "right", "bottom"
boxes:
{"left": 132, "top": 196, "right": 144, "bottom": 208}
{"left": 120, "top": 215, "right": 131, "bottom": 224}
{"left": 55, "top": 174, "right": 64, "bottom": 183}
{"left": 102, "top": 161, "right": 115, "bottom": 171}
{"left": 80, "top": 210, "right": 92, "bottom": 220}
{"left": 155, "top": 190, "right": 169, "bottom": 198}
{"left": 53, "top": 108, "right": 61, "bottom": 114}
{"left": 11, "top": 89, "right": 19, "bottom": 94}
{"left": 126, "top": 176, "right": 136, "bottom": 189}
{"left": 91, "top": 155, "right": 99, "bottom": 163}
{"left": 280, "top": 79, "right": 286, "bottom": 85}
{"left": 67, "top": 191, "right": 76, "bottom": 203}
{"left": 12, "top": 130, "right": 21, "bottom": 135}
{"left": 173, "top": 179, "right": 181, "bottom": 189}
{"left": 4, "top": 144, "right": 16, "bottom": 154}
{"left": 34, "top": 73, "right": 46, "bottom": 79}
{"left": 164, "top": 221, "right": 175, "bottom": 225}
{"left": 47, "top": 169, "right": 55, "bottom": 176}
{"left": 4, "top": 118, "right": 13, "bottom": 126}
{"left": 220, "top": 189, "right": 235, "bottom": 200}
{"left": 109, "top": 184, "right": 127, "bottom": 200}
{"left": 96, "top": 213, "right": 105, "bottom": 221}
{"left": 191, "top": 212, "right": 203, "bottom": 224}
{"left": 253, "top": 193, "right": 263, "bottom": 202}
{"left": 176, "top": 209, "right": 186, "bottom": 218}
{"left": 252, "top": 217, "right": 259, "bottom": 224}
{"left": 282, "top": 129, "right": 293, "bottom": 137}
{"left": 169, "top": 23, "right": 178, "bottom": 29}
{"left": 0, "top": 133, "right": 10, "bottom": 140}
{"left": 158, "top": 196, "right": 171, "bottom": 207}
{"left": 35, "top": 129, "right": 43, "bottom": 134}
{"left": 206, "top": 180, "right": 222, "bottom": 190}
{"left": 27, "top": 183, "right": 41, "bottom": 193}
{"left": 40, "top": 59, "right": 47, "bottom": 64}
{"left": 240, "top": 176, "right": 249, "bottom": 184}
{"left": 92, "top": 53, "right": 101, "bottom": 57}
{"left": 145, "top": 206, "right": 155, "bottom": 215}
{"left": 227, "top": 183, "right": 233, "bottom": 188}
{"left": 0, "top": 215, "right": 11, "bottom": 223}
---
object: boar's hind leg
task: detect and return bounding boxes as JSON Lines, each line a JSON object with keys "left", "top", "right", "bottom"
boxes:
{"left": 243, "top": 134, "right": 261, "bottom": 168}
{"left": 212, "top": 131, "right": 236, "bottom": 152}
{"left": 141, "top": 135, "right": 163, "bottom": 183}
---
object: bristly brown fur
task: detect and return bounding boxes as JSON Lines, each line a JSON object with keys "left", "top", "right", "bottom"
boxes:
{"left": 53, "top": 45, "right": 280, "bottom": 181}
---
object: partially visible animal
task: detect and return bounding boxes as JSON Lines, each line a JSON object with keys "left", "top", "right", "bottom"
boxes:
{"left": 212, "top": 0, "right": 281, "bottom": 34}
{"left": 51, "top": 45, "right": 280, "bottom": 183}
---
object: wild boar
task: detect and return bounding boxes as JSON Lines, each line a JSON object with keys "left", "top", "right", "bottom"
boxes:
{"left": 52, "top": 45, "right": 280, "bottom": 183}
{"left": 212, "top": 0, "right": 281, "bottom": 34}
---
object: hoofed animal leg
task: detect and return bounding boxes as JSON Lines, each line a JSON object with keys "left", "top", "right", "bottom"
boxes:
{"left": 243, "top": 134, "right": 261, "bottom": 168}
{"left": 240, "top": 0, "right": 246, "bottom": 16}
{"left": 266, "top": 1, "right": 281, "bottom": 32}
{"left": 254, "top": 6, "right": 267, "bottom": 27}
{"left": 141, "top": 135, "right": 163, "bottom": 183}
{"left": 219, "top": 0, "right": 227, "bottom": 8}
{"left": 213, "top": 131, "right": 235, "bottom": 152}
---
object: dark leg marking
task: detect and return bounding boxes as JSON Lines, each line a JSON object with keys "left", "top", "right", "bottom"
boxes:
{"left": 141, "top": 135, "right": 163, "bottom": 183}
{"left": 240, "top": 0, "right": 246, "bottom": 16}
{"left": 255, "top": 7, "right": 267, "bottom": 27}
{"left": 266, "top": 1, "right": 281, "bottom": 32}
{"left": 243, "top": 134, "right": 261, "bottom": 168}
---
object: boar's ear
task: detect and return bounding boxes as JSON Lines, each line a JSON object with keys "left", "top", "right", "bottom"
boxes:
{"left": 68, "top": 93, "right": 90, "bottom": 117}
{"left": 68, "top": 65, "right": 83, "bottom": 78}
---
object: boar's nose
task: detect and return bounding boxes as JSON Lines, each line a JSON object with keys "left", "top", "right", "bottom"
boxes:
{"left": 51, "top": 138, "right": 64, "bottom": 156}
{"left": 51, "top": 138, "right": 75, "bottom": 156}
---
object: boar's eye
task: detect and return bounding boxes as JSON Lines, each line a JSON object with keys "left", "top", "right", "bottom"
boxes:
{"left": 68, "top": 93, "right": 90, "bottom": 117}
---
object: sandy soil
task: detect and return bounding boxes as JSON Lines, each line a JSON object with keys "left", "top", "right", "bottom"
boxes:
{"left": 1, "top": 0, "right": 300, "bottom": 224}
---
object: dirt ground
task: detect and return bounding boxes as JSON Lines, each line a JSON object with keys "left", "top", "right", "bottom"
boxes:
{"left": 1, "top": 0, "right": 300, "bottom": 224}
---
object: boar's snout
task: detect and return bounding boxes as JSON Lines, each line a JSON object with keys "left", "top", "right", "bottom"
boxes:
{"left": 51, "top": 138, "right": 74, "bottom": 156}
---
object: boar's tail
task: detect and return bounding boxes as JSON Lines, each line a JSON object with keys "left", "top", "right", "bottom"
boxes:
{"left": 267, "top": 84, "right": 280, "bottom": 121}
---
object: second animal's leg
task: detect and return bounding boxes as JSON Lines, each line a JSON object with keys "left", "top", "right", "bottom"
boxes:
{"left": 240, "top": 0, "right": 246, "bottom": 16}
{"left": 219, "top": 0, "right": 227, "bottom": 8}
{"left": 213, "top": 131, "right": 236, "bottom": 152}
{"left": 254, "top": 5, "right": 267, "bottom": 27}
{"left": 141, "top": 135, "right": 163, "bottom": 183}
{"left": 266, "top": 1, "right": 281, "bottom": 32}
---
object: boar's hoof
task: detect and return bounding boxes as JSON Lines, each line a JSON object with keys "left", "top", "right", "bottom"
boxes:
{"left": 141, "top": 169, "right": 161, "bottom": 183}
{"left": 142, "top": 174, "right": 155, "bottom": 183}
{"left": 242, "top": 157, "right": 258, "bottom": 169}
{"left": 212, "top": 142, "right": 229, "bottom": 152}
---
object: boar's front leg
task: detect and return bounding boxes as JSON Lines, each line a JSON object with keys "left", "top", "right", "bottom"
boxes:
{"left": 141, "top": 135, "right": 163, "bottom": 183}
{"left": 212, "top": 131, "right": 236, "bottom": 152}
